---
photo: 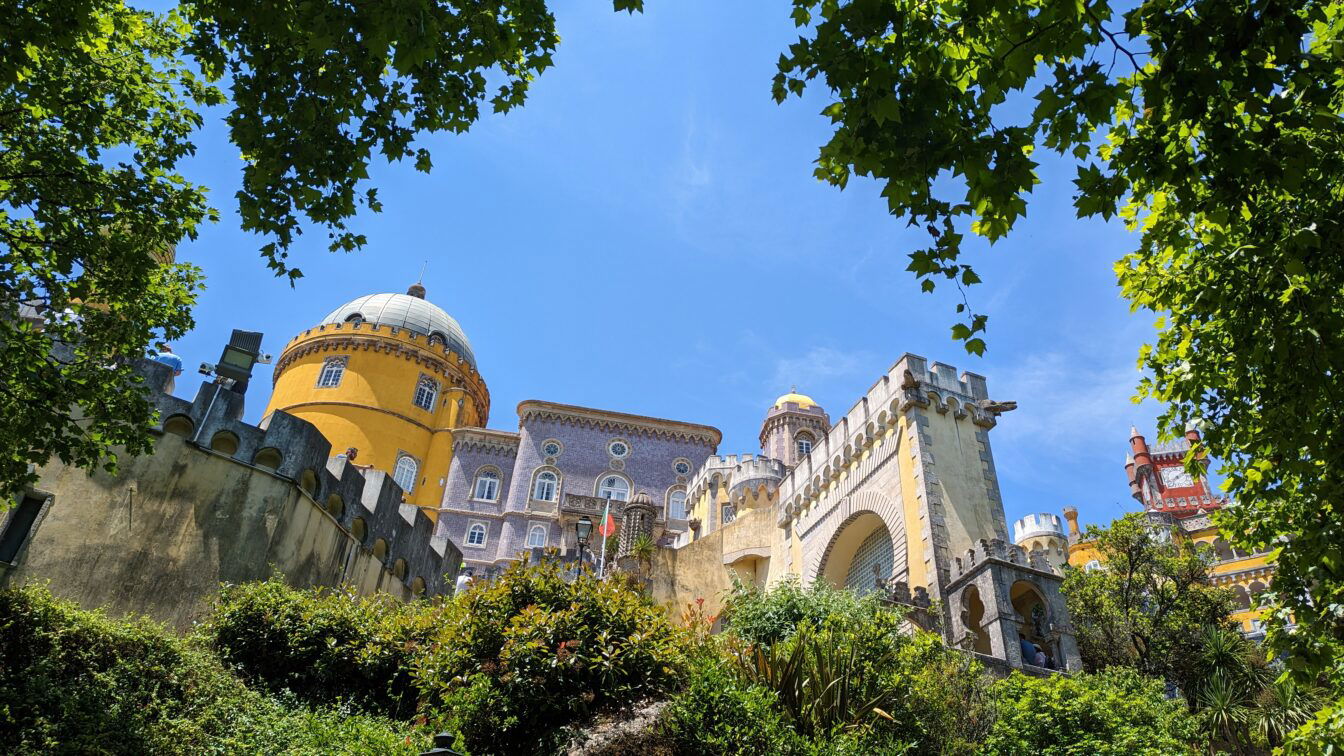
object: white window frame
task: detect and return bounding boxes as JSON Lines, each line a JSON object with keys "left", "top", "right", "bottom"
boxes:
{"left": 465, "top": 521, "right": 488, "bottom": 547}
{"left": 597, "top": 473, "right": 630, "bottom": 502}
{"left": 673, "top": 458, "right": 692, "bottom": 476}
{"left": 795, "top": 434, "right": 814, "bottom": 457}
{"left": 393, "top": 454, "right": 419, "bottom": 493}
{"left": 667, "top": 488, "right": 687, "bottom": 520}
{"left": 412, "top": 374, "right": 439, "bottom": 411}
{"left": 541, "top": 439, "right": 564, "bottom": 458}
{"left": 526, "top": 523, "right": 548, "bottom": 548}
{"left": 532, "top": 469, "right": 559, "bottom": 502}
{"left": 607, "top": 438, "right": 631, "bottom": 459}
{"left": 472, "top": 468, "right": 500, "bottom": 502}
{"left": 316, "top": 356, "right": 347, "bottom": 388}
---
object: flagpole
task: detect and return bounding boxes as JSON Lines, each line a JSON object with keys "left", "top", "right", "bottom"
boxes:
{"left": 598, "top": 498, "right": 611, "bottom": 579}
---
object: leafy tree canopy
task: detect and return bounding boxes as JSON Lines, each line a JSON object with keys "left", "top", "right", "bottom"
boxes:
{"left": 1061, "top": 513, "right": 1234, "bottom": 695}
{"left": 776, "top": 0, "right": 1344, "bottom": 685}
{"left": 0, "top": 0, "right": 641, "bottom": 500}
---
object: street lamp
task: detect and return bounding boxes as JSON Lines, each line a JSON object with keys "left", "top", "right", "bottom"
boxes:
{"left": 575, "top": 516, "right": 593, "bottom": 569}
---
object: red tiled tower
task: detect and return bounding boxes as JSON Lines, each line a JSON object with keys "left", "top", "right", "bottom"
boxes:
{"left": 1125, "top": 424, "right": 1222, "bottom": 515}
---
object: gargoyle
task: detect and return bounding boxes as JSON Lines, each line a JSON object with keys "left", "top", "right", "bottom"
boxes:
{"left": 977, "top": 398, "right": 1018, "bottom": 414}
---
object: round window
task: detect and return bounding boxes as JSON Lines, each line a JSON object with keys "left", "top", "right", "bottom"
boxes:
{"left": 608, "top": 440, "right": 629, "bottom": 458}
{"left": 542, "top": 441, "right": 561, "bottom": 457}
{"left": 674, "top": 460, "right": 691, "bottom": 475}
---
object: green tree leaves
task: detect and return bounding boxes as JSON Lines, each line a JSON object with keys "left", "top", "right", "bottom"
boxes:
{"left": 1, "top": 0, "right": 638, "bottom": 500}
{"left": 779, "top": 0, "right": 1344, "bottom": 691}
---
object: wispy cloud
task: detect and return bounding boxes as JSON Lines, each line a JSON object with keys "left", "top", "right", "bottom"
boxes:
{"left": 769, "top": 345, "right": 876, "bottom": 404}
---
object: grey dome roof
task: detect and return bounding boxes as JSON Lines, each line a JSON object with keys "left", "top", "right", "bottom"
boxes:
{"left": 320, "top": 291, "right": 476, "bottom": 369}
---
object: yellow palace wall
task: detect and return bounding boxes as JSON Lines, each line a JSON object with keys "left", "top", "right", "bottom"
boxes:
{"left": 264, "top": 321, "right": 489, "bottom": 518}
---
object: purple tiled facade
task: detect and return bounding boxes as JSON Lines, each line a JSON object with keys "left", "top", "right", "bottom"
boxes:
{"left": 436, "top": 401, "right": 719, "bottom": 576}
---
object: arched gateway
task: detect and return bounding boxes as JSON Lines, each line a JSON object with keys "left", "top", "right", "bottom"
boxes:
{"left": 805, "top": 491, "right": 906, "bottom": 592}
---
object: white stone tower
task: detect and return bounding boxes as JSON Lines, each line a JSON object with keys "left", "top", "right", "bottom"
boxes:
{"left": 1012, "top": 513, "right": 1069, "bottom": 572}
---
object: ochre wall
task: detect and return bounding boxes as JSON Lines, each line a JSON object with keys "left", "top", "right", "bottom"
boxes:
{"left": 921, "top": 404, "right": 1004, "bottom": 556}
{"left": 650, "top": 504, "right": 774, "bottom": 621}
{"left": 265, "top": 323, "right": 488, "bottom": 517}
{"left": 2, "top": 434, "right": 411, "bottom": 631}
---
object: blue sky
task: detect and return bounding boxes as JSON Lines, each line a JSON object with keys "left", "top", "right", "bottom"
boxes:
{"left": 169, "top": 2, "right": 1169, "bottom": 531}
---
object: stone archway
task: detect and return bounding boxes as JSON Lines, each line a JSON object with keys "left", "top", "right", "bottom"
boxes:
{"left": 803, "top": 490, "right": 906, "bottom": 590}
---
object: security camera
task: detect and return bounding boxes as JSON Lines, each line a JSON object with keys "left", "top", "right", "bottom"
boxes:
{"left": 256, "top": 353, "right": 273, "bottom": 365}
{"left": 198, "top": 362, "right": 215, "bottom": 376}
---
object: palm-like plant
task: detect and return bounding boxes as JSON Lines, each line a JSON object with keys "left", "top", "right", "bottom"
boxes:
{"left": 1249, "top": 679, "right": 1319, "bottom": 747}
{"left": 629, "top": 533, "right": 656, "bottom": 578}
{"left": 733, "top": 622, "right": 901, "bottom": 738}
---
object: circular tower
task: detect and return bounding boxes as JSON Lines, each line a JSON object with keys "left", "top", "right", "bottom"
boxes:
{"left": 264, "top": 284, "right": 489, "bottom": 516}
{"left": 759, "top": 388, "right": 831, "bottom": 469}
{"left": 1012, "top": 512, "right": 1069, "bottom": 571}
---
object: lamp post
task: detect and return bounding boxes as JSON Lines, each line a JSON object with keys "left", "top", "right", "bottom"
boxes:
{"left": 575, "top": 516, "right": 593, "bottom": 571}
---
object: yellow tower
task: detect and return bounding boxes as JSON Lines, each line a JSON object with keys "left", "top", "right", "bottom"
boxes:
{"left": 264, "top": 284, "right": 489, "bottom": 518}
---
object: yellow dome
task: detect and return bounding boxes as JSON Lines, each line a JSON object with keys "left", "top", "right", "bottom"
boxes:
{"left": 774, "top": 390, "right": 817, "bottom": 409}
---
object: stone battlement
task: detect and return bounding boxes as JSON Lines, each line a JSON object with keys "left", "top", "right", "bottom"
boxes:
{"left": 950, "top": 537, "right": 1060, "bottom": 583}
{"left": 144, "top": 359, "right": 457, "bottom": 598}
{"left": 1013, "top": 513, "right": 1065, "bottom": 543}
{"left": 687, "top": 454, "right": 786, "bottom": 501}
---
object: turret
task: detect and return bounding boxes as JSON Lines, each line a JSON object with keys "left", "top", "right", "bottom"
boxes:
{"left": 1012, "top": 513, "right": 1069, "bottom": 571}
{"left": 1126, "top": 453, "right": 1141, "bottom": 501}
{"left": 759, "top": 387, "right": 830, "bottom": 469}
{"left": 1130, "top": 425, "right": 1152, "bottom": 469}
{"left": 1062, "top": 506, "right": 1080, "bottom": 540}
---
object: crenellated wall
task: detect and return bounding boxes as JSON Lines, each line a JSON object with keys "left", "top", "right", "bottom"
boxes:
{"left": 0, "top": 359, "right": 460, "bottom": 631}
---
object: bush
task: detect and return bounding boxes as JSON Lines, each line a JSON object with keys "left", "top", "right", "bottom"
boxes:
{"left": 415, "top": 560, "right": 688, "bottom": 755}
{"left": 200, "top": 577, "right": 442, "bottom": 718}
{"left": 720, "top": 575, "right": 887, "bottom": 646}
{"left": 984, "top": 667, "right": 1202, "bottom": 755}
{"left": 1281, "top": 699, "right": 1344, "bottom": 755}
{"left": 0, "top": 584, "right": 424, "bottom": 755}
{"left": 661, "top": 657, "right": 808, "bottom": 755}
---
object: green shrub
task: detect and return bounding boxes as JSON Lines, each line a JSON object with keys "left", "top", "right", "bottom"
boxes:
{"left": 661, "top": 657, "right": 808, "bottom": 755}
{"left": 720, "top": 575, "right": 888, "bottom": 646}
{"left": 200, "top": 577, "right": 443, "bottom": 718}
{"left": 1280, "top": 699, "right": 1344, "bottom": 755}
{"left": 984, "top": 667, "right": 1202, "bottom": 755}
{"left": 0, "top": 584, "right": 424, "bottom": 755}
{"left": 414, "top": 559, "right": 688, "bottom": 755}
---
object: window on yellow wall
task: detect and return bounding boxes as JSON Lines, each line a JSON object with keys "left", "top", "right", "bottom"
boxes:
{"left": 317, "top": 357, "right": 347, "bottom": 388}
{"left": 394, "top": 455, "right": 418, "bottom": 493}
{"left": 413, "top": 375, "right": 438, "bottom": 410}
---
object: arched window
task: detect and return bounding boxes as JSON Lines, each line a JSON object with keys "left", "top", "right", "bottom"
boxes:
{"left": 668, "top": 490, "right": 687, "bottom": 519}
{"left": 1084, "top": 560, "right": 1102, "bottom": 572}
{"left": 466, "top": 523, "right": 487, "bottom": 546}
{"left": 527, "top": 525, "right": 547, "bottom": 548}
{"left": 533, "top": 470, "right": 558, "bottom": 502}
{"left": 598, "top": 475, "right": 629, "bottom": 501}
{"left": 473, "top": 468, "right": 500, "bottom": 501}
{"left": 393, "top": 455, "right": 418, "bottom": 493}
{"left": 722, "top": 502, "right": 736, "bottom": 525}
{"left": 795, "top": 433, "right": 814, "bottom": 457}
{"left": 413, "top": 374, "right": 439, "bottom": 410}
{"left": 317, "top": 356, "right": 347, "bottom": 388}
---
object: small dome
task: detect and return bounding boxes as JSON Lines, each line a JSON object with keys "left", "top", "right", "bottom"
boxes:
{"left": 321, "top": 289, "right": 476, "bottom": 369}
{"left": 773, "top": 389, "right": 818, "bottom": 409}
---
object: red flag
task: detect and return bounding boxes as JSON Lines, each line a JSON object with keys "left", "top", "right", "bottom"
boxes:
{"left": 598, "top": 512, "right": 617, "bottom": 537}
